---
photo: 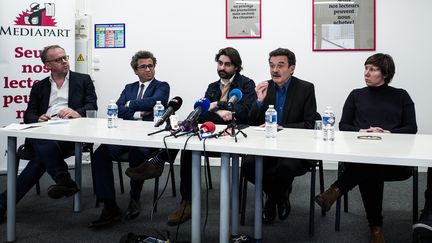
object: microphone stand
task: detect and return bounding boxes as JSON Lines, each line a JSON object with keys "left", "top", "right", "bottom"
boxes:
{"left": 147, "top": 119, "right": 173, "bottom": 136}
{"left": 220, "top": 111, "right": 247, "bottom": 143}
{"left": 173, "top": 121, "right": 200, "bottom": 139}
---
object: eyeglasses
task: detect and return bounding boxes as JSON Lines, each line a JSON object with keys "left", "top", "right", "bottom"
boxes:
{"left": 137, "top": 64, "right": 155, "bottom": 70}
{"left": 46, "top": 55, "right": 69, "bottom": 63}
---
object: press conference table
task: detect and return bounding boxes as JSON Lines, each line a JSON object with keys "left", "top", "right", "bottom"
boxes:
{"left": 2, "top": 118, "right": 432, "bottom": 243}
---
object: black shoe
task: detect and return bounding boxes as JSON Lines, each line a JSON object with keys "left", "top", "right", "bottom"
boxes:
{"left": 0, "top": 207, "right": 5, "bottom": 224}
{"left": 414, "top": 209, "right": 432, "bottom": 239}
{"left": 47, "top": 174, "right": 80, "bottom": 199}
{"left": 88, "top": 206, "right": 122, "bottom": 228}
{"left": 125, "top": 199, "right": 141, "bottom": 220}
{"left": 263, "top": 198, "right": 276, "bottom": 225}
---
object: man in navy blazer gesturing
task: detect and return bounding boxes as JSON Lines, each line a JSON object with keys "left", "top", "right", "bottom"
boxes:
{"left": 0, "top": 45, "right": 97, "bottom": 222}
{"left": 89, "top": 51, "right": 170, "bottom": 228}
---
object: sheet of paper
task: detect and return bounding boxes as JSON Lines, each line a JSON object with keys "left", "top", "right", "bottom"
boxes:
{"left": 2, "top": 123, "right": 41, "bottom": 130}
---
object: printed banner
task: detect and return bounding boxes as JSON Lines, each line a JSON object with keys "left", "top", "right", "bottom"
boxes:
{"left": 0, "top": 1, "right": 75, "bottom": 168}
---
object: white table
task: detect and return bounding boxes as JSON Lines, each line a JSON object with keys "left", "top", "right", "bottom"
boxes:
{"left": 193, "top": 127, "right": 432, "bottom": 241}
{"left": 0, "top": 118, "right": 237, "bottom": 243}
{"left": 2, "top": 119, "right": 432, "bottom": 243}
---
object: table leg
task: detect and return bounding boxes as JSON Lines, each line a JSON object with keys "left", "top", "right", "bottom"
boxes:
{"left": 191, "top": 150, "right": 201, "bottom": 243}
{"left": 220, "top": 153, "right": 230, "bottom": 243}
{"left": 74, "top": 142, "right": 82, "bottom": 212}
{"left": 255, "top": 156, "right": 263, "bottom": 242}
{"left": 231, "top": 154, "right": 240, "bottom": 238}
{"left": 7, "top": 136, "right": 17, "bottom": 243}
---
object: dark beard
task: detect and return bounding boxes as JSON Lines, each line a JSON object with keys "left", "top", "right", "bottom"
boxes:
{"left": 218, "top": 70, "right": 234, "bottom": 79}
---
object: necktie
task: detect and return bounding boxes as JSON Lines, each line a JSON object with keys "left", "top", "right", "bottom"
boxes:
{"left": 137, "top": 84, "right": 145, "bottom": 100}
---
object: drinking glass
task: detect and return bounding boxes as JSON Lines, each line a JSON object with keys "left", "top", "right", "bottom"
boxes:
{"left": 86, "top": 110, "right": 97, "bottom": 118}
{"left": 314, "top": 120, "right": 323, "bottom": 139}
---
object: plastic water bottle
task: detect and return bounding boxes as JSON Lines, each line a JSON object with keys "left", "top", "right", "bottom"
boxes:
{"left": 107, "top": 100, "right": 118, "bottom": 128}
{"left": 323, "top": 106, "right": 335, "bottom": 141}
{"left": 265, "top": 105, "right": 277, "bottom": 138}
{"left": 153, "top": 100, "right": 165, "bottom": 125}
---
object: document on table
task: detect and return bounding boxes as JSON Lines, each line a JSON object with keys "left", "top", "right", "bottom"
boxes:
{"left": 2, "top": 123, "right": 41, "bottom": 130}
{"left": 47, "top": 118, "right": 69, "bottom": 125}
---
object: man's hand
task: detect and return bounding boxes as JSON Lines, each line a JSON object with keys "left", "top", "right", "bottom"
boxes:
{"left": 140, "top": 111, "right": 152, "bottom": 117}
{"left": 216, "top": 110, "right": 233, "bottom": 121}
{"left": 255, "top": 81, "right": 269, "bottom": 103}
{"left": 38, "top": 114, "right": 51, "bottom": 122}
{"left": 58, "top": 107, "right": 81, "bottom": 119}
{"left": 209, "top": 101, "right": 218, "bottom": 111}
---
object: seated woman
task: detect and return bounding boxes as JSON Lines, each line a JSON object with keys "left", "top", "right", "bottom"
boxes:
{"left": 315, "top": 53, "right": 417, "bottom": 243}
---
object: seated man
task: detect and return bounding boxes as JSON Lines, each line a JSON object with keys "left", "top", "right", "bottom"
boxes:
{"left": 88, "top": 51, "right": 170, "bottom": 228}
{"left": 242, "top": 48, "right": 317, "bottom": 224}
{"left": 126, "top": 47, "right": 256, "bottom": 225}
{"left": 0, "top": 45, "right": 97, "bottom": 222}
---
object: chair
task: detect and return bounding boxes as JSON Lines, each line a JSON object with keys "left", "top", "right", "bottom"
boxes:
{"left": 334, "top": 162, "right": 418, "bottom": 231}
{"left": 239, "top": 159, "right": 325, "bottom": 236}
{"left": 96, "top": 150, "right": 178, "bottom": 212}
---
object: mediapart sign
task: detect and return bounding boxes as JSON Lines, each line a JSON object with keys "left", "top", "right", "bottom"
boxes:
{"left": 0, "top": 1, "right": 75, "bottom": 167}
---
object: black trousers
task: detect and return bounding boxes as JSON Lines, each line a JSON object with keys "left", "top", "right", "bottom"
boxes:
{"left": 242, "top": 155, "right": 310, "bottom": 202}
{"left": 424, "top": 167, "right": 432, "bottom": 210}
{"left": 334, "top": 163, "right": 413, "bottom": 227}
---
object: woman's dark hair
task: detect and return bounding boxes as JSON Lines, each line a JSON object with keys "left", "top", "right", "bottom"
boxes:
{"left": 365, "top": 53, "right": 395, "bottom": 84}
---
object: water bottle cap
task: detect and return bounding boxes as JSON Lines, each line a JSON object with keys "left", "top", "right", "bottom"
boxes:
{"left": 156, "top": 100, "right": 161, "bottom": 104}
{"left": 269, "top": 105, "right": 274, "bottom": 108}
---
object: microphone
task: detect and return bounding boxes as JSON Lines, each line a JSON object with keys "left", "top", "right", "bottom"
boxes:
{"left": 155, "top": 96, "right": 183, "bottom": 127}
{"left": 200, "top": 121, "right": 216, "bottom": 133}
{"left": 171, "top": 98, "right": 210, "bottom": 136}
{"left": 227, "top": 89, "right": 243, "bottom": 109}
{"left": 200, "top": 121, "right": 217, "bottom": 138}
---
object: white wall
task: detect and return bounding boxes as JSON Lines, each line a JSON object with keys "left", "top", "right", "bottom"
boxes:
{"left": 77, "top": 0, "right": 432, "bottom": 134}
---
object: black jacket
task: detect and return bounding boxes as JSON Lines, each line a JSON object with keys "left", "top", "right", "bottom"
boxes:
{"left": 199, "top": 73, "right": 256, "bottom": 125}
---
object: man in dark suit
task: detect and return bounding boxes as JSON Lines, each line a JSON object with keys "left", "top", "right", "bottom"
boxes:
{"left": 242, "top": 48, "right": 317, "bottom": 224}
{"left": 0, "top": 45, "right": 97, "bottom": 222}
{"left": 88, "top": 51, "right": 170, "bottom": 228}
{"left": 125, "top": 47, "right": 256, "bottom": 225}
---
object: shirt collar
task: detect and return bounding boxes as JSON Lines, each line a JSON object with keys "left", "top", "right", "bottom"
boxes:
{"left": 220, "top": 73, "right": 236, "bottom": 87}
{"left": 49, "top": 71, "right": 70, "bottom": 84}
{"left": 275, "top": 77, "right": 291, "bottom": 93}
{"left": 139, "top": 78, "right": 153, "bottom": 86}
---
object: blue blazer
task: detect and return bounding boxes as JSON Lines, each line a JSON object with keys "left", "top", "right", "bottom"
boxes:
{"left": 117, "top": 79, "right": 170, "bottom": 121}
{"left": 24, "top": 71, "right": 98, "bottom": 124}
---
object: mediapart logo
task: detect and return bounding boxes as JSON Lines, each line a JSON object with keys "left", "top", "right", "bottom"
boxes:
{"left": 14, "top": 2, "right": 57, "bottom": 27}
{"left": 0, "top": 2, "right": 71, "bottom": 37}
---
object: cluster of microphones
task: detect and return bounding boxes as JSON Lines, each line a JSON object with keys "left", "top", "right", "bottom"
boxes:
{"left": 153, "top": 88, "right": 243, "bottom": 139}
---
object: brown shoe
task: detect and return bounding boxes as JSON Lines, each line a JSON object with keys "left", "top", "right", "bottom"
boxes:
{"left": 314, "top": 185, "right": 341, "bottom": 212}
{"left": 370, "top": 226, "right": 385, "bottom": 243}
{"left": 167, "top": 201, "right": 191, "bottom": 226}
{"left": 48, "top": 173, "right": 80, "bottom": 199}
{"left": 125, "top": 162, "right": 164, "bottom": 181}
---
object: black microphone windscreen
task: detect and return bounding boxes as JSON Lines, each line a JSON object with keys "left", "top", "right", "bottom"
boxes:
{"left": 168, "top": 96, "right": 183, "bottom": 111}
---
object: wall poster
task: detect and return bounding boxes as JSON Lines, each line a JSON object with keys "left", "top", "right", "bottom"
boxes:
{"left": 94, "top": 23, "right": 125, "bottom": 48}
{"left": 313, "top": 0, "right": 375, "bottom": 51}
{"left": 226, "top": 0, "right": 261, "bottom": 39}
